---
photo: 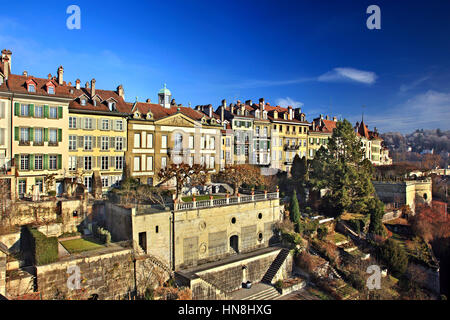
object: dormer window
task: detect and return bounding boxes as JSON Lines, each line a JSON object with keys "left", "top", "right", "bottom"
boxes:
{"left": 93, "top": 100, "right": 97, "bottom": 107}
{"left": 80, "top": 98, "right": 87, "bottom": 106}
{"left": 108, "top": 101, "right": 116, "bottom": 111}
{"left": 28, "top": 84, "right": 36, "bottom": 93}
{"left": 48, "top": 86, "right": 55, "bottom": 94}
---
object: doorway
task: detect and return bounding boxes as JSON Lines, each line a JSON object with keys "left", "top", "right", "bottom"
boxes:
{"left": 230, "top": 235, "right": 239, "bottom": 254}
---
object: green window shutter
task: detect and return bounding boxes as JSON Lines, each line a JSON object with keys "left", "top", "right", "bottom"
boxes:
{"left": 14, "top": 127, "right": 19, "bottom": 141}
{"left": 57, "top": 154, "right": 62, "bottom": 169}
{"left": 14, "top": 102, "right": 20, "bottom": 116}
{"left": 268, "top": 141, "right": 270, "bottom": 148}
{"left": 30, "top": 128, "right": 34, "bottom": 142}
{"left": 14, "top": 155, "right": 19, "bottom": 168}
{"left": 44, "top": 128, "right": 48, "bottom": 141}
{"left": 29, "top": 104, "right": 34, "bottom": 117}
{"left": 29, "top": 154, "right": 34, "bottom": 170}
{"left": 58, "top": 129, "right": 62, "bottom": 142}
{"left": 43, "top": 154, "right": 49, "bottom": 170}
{"left": 44, "top": 105, "right": 49, "bottom": 118}
{"left": 58, "top": 106, "right": 63, "bottom": 119}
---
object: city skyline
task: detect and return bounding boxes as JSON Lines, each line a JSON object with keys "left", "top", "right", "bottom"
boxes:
{"left": 2, "top": 0, "right": 450, "bottom": 133}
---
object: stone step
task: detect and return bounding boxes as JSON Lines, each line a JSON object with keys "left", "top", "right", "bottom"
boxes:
{"left": 242, "top": 287, "right": 280, "bottom": 300}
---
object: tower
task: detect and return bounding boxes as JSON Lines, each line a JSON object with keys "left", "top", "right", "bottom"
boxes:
{"left": 158, "top": 83, "right": 172, "bottom": 109}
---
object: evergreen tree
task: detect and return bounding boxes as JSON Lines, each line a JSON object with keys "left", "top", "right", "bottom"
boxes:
{"left": 368, "top": 197, "right": 386, "bottom": 237}
{"left": 379, "top": 239, "right": 409, "bottom": 277}
{"left": 289, "top": 189, "right": 301, "bottom": 226}
{"left": 310, "top": 119, "right": 375, "bottom": 216}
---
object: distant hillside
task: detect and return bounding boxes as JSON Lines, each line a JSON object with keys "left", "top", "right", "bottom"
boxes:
{"left": 382, "top": 129, "right": 450, "bottom": 155}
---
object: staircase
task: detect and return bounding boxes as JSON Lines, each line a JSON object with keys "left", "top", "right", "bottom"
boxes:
{"left": 261, "top": 249, "right": 290, "bottom": 284}
{"left": 241, "top": 286, "right": 280, "bottom": 300}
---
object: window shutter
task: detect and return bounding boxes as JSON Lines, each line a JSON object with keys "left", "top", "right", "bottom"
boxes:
{"left": 109, "top": 156, "right": 114, "bottom": 168}
{"left": 109, "top": 119, "right": 113, "bottom": 130}
{"left": 58, "top": 106, "right": 63, "bottom": 119}
{"left": 29, "top": 128, "right": 34, "bottom": 142}
{"left": 44, "top": 128, "right": 48, "bottom": 141}
{"left": 76, "top": 117, "right": 81, "bottom": 129}
{"left": 14, "top": 127, "right": 19, "bottom": 141}
{"left": 123, "top": 137, "right": 127, "bottom": 150}
{"left": 14, "top": 155, "right": 19, "bottom": 168}
{"left": 57, "top": 155, "right": 62, "bottom": 169}
{"left": 29, "top": 104, "right": 34, "bottom": 117}
{"left": 43, "top": 154, "right": 49, "bottom": 170}
{"left": 97, "top": 156, "right": 101, "bottom": 168}
{"left": 77, "top": 157, "right": 82, "bottom": 169}
{"left": 78, "top": 136, "right": 83, "bottom": 148}
{"left": 58, "top": 129, "right": 62, "bottom": 142}
{"left": 97, "top": 118, "right": 101, "bottom": 130}
{"left": 110, "top": 137, "right": 115, "bottom": 149}
{"left": 81, "top": 118, "right": 85, "bottom": 129}
{"left": 14, "top": 102, "right": 20, "bottom": 116}
{"left": 44, "top": 105, "right": 49, "bottom": 118}
{"left": 91, "top": 118, "right": 96, "bottom": 130}
{"left": 29, "top": 154, "right": 34, "bottom": 170}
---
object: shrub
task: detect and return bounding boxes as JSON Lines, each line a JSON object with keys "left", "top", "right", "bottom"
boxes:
{"left": 21, "top": 226, "right": 58, "bottom": 266}
{"left": 317, "top": 225, "right": 328, "bottom": 240}
{"left": 378, "top": 239, "right": 409, "bottom": 277}
{"left": 95, "top": 227, "right": 111, "bottom": 244}
{"left": 274, "top": 280, "right": 283, "bottom": 291}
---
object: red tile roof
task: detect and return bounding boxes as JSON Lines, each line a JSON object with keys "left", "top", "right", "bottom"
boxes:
{"left": 132, "top": 102, "right": 210, "bottom": 121}
{"left": 68, "top": 87, "right": 130, "bottom": 114}
{"left": 1, "top": 74, "right": 74, "bottom": 98}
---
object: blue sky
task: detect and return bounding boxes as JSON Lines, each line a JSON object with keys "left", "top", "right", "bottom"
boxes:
{"left": 2, "top": 0, "right": 450, "bottom": 133}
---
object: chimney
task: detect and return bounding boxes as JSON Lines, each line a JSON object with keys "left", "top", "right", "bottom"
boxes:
{"left": 237, "top": 100, "right": 241, "bottom": 106}
{"left": 273, "top": 110, "right": 278, "bottom": 119}
{"left": 221, "top": 99, "right": 226, "bottom": 122}
{"left": 230, "top": 103, "right": 234, "bottom": 114}
{"left": 208, "top": 104, "right": 213, "bottom": 117}
{"left": 245, "top": 100, "right": 252, "bottom": 106}
{"left": 117, "top": 84, "right": 124, "bottom": 98}
{"left": 320, "top": 114, "right": 323, "bottom": 120}
{"left": 68, "top": 82, "right": 72, "bottom": 86}
{"left": 57, "top": 66, "right": 64, "bottom": 85}
{"left": 312, "top": 121, "right": 316, "bottom": 131}
{"left": 288, "top": 106, "right": 293, "bottom": 120}
{"left": 259, "top": 98, "right": 264, "bottom": 116}
{"left": 47, "top": 73, "right": 52, "bottom": 80}
{"left": 85, "top": 81, "right": 90, "bottom": 89}
{"left": 325, "top": 115, "right": 329, "bottom": 120}
{"left": 146, "top": 98, "right": 151, "bottom": 103}
{"left": 1, "top": 49, "right": 12, "bottom": 79}
{"left": 23, "top": 71, "right": 28, "bottom": 77}
{"left": 75, "top": 79, "right": 81, "bottom": 90}
{"left": 91, "top": 78, "right": 96, "bottom": 97}
{"left": 333, "top": 116, "right": 337, "bottom": 122}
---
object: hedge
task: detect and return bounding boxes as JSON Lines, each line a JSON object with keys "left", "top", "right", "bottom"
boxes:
{"left": 21, "top": 226, "right": 58, "bottom": 265}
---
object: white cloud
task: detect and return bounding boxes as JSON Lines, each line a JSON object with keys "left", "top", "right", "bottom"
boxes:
{"left": 275, "top": 97, "right": 304, "bottom": 109}
{"left": 399, "top": 76, "right": 429, "bottom": 93}
{"left": 318, "top": 67, "right": 377, "bottom": 84}
{"left": 351, "top": 90, "right": 450, "bottom": 133}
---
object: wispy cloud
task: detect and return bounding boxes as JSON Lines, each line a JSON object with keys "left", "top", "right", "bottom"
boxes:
{"left": 318, "top": 67, "right": 377, "bottom": 85}
{"left": 226, "top": 77, "right": 313, "bottom": 89}
{"left": 399, "top": 76, "right": 430, "bottom": 93}
{"left": 351, "top": 90, "right": 450, "bottom": 133}
{"left": 275, "top": 97, "right": 304, "bottom": 108}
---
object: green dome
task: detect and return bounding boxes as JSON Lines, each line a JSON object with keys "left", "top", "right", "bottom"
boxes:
{"left": 158, "top": 83, "right": 171, "bottom": 95}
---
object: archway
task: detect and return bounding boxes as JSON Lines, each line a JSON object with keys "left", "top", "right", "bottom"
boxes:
{"left": 230, "top": 235, "right": 239, "bottom": 254}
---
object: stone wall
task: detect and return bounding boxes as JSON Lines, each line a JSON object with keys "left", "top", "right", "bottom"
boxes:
{"left": 0, "top": 249, "right": 6, "bottom": 296}
{"left": 104, "top": 202, "right": 133, "bottom": 241}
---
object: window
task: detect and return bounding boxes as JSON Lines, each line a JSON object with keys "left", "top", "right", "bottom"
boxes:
{"left": 134, "top": 133, "right": 140, "bottom": 148}
{"left": 84, "top": 177, "right": 92, "bottom": 192}
{"left": 189, "top": 156, "right": 194, "bottom": 166}
{"left": 101, "top": 119, "right": 110, "bottom": 130}
{"left": 209, "top": 156, "right": 215, "bottom": 169}
{"left": 101, "top": 137, "right": 109, "bottom": 151}
{"left": 115, "top": 156, "right": 124, "bottom": 170}
{"left": 81, "top": 98, "right": 87, "bottom": 106}
{"left": 84, "top": 118, "right": 93, "bottom": 129}
{"left": 49, "top": 129, "right": 58, "bottom": 144}
{"left": 28, "top": 84, "right": 35, "bottom": 93}
{"left": 69, "top": 135, "right": 77, "bottom": 150}
{"left": 20, "top": 128, "right": 29, "bottom": 143}
{"left": 147, "top": 133, "right": 153, "bottom": 148}
{"left": 134, "top": 157, "right": 140, "bottom": 171}
{"left": 69, "top": 116, "right": 76, "bottom": 128}
{"left": 49, "top": 107, "right": 57, "bottom": 119}
{"left": 146, "top": 156, "right": 153, "bottom": 171}
{"left": 84, "top": 136, "right": 92, "bottom": 150}
{"left": 115, "top": 120, "right": 123, "bottom": 131}
{"left": 255, "top": 126, "right": 260, "bottom": 136}
{"left": 20, "top": 104, "right": 29, "bottom": 116}
{"left": 147, "top": 178, "right": 153, "bottom": 186}
{"left": 115, "top": 137, "right": 123, "bottom": 151}
{"left": 210, "top": 137, "right": 215, "bottom": 149}
{"left": 161, "top": 157, "right": 167, "bottom": 168}
{"left": 102, "top": 176, "right": 109, "bottom": 188}
{"left": 49, "top": 155, "right": 57, "bottom": 170}
{"left": 20, "top": 155, "right": 30, "bottom": 170}
{"left": 48, "top": 86, "right": 55, "bottom": 94}
{"left": 108, "top": 101, "right": 116, "bottom": 111}
{"left": 69, "top": 156, "right": 76, "bottom": 171}
{"left": 161, "top": 135, "right": 167, "bottom": 149}
{"left": 226, "top": 138, "right": 230, "bottom": 147}
{"left": 35, "top": 155, "right": 43, "bottom": 170}
{"left": 188, "top": 136, "right": 194, "bottom": 149}
{"left": 84, "top": 156, "right": 92, "bottom": 170}
{"left": 174, "top": 133, "right": 182, "bottom": 150}
{"left": 35, "top": 179, "right": 43, "bottom": 193}
{"left": 18, "top": 180, "right": 26, "bottom": 196}
{"left": 35, "top": 105, "right": 43, "bottom": 118}
{"left": 101, "top": 156, "right": 109, "bottom": 170}
{"left": 263, "top": 127, "right": 268, "bottom": 136}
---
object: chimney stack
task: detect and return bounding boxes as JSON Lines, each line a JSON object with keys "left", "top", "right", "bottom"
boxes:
{"left": 288, "top": 106, "right": 293, "bottom": 120}
{"left": 333, "top": 116, "right": 337, "bottom": 122}
{"left": 75, "top": 79, "right": 81, "bottom": 90}
{"left": 230, "top": 103, "right": 234, "bottom": 114}
{"left": 146, "top": 98, "right": 151, "bottom": 103}
{"left": 117, "top": 84, "right": 124, "bottom": 98}
{"left": 1, "top": 49, "right": 12, "bottom": 79}
{"left": 91, "top": 78, "right": 96, "bottom": 97}
{"left": 221, "top": 99, "right": 226, "bottom": 122}
{"left": 23, "top": 71, "right": 28, "bottom": 77}
{"left": 259, "top": 98, "right": 265, "bottom": 116}
{"left": 245, "top": 100, "right": 252, "bottom": 106}
{"left": 85, "top": 81, "right": 90, "bottom": 89}
{"left": 326, "top": 115, "right": 329, "bottom": 120}
{"left": 57, "top": 66, "right": 64, "bottom": 85}
{"left": 208, "top": 104, "right": 213, "bottom": 118}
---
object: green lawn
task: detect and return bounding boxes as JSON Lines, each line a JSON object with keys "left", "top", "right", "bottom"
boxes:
{"left": 60, "top": 238, "right": 105, "bottom": 254}
{"left": 181, "top": 195, "right": 225, "bottom": 202}
{"left": 333, "top": 232, "right": 348, "bottom": 244}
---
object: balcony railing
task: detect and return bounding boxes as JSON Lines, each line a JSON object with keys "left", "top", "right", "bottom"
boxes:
{"left": 284, "top": 144, "right": 300, "bottom": 151}
{"left": 175, "top": 191, "right": 279, "bottom": 211}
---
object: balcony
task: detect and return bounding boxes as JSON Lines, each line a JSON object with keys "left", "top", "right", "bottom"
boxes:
{"left": 284, "top": 144, "right": 300, "bottom": 151}
{"left": 33, "top": 141, "right": 44, "bottom": 146}
{"left": 19, "top": 140, "right": 31, "bottom": 146}
{"left": 48, "top": 141, "right": 59, "bottom": 147}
